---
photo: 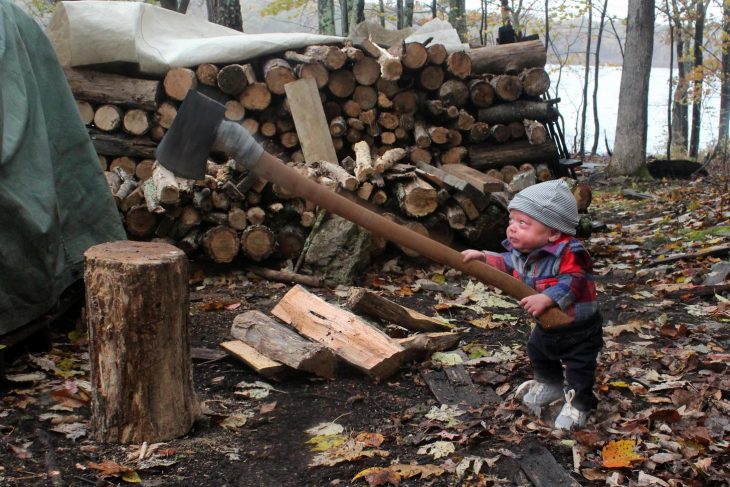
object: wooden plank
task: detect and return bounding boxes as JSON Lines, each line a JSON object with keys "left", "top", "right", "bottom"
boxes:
{"left": 518, "top": 440, "right": 581, "bottom": 487}
{"left": 231, "top": 310, "right": 336, "bottom": 378}
{"left": 414, "top": 162, "right": 489, "bottom": 211}
{"left": 284, "top": 78, "right": 338, "bottom": 164}
{"left": 220, "top": 340, "right": 288, "bottom": 380}
{"left": 421, "top": 364, "right": 498, "bottom": 408}
{"left": 441, "top": 163, "right": 507, "bottom": 193}
{"left": 271, "top": 285, "right": 405, "bottom": 379}
{"left": 347, "top": 287, "right": 452, "bottom": 332}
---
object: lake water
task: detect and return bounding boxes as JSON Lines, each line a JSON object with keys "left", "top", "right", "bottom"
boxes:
{"left": 549, "top": 64, "right": 722, "bottom": 156}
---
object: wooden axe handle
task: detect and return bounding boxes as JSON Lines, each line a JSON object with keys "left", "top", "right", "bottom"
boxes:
{"left": 252, "top": 152, "right": 572, "bottom": 329}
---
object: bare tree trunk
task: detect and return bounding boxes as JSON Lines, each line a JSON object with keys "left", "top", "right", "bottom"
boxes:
{"left": 719, "top": 0, "right": 730, "bottom": 150}
{"left": 162, "top": 0, "right": 190, "bottom": 13}
{"left": 318, "top": 0, "right": 336, "bottom": 35}
{"left": 432, "top": 0, "right": 437, "bottom": 18}
{"left": 671, "top": 0, "right": 689, "bottom": 153}
{"left": 579, "top": 0, "right": 593, "bottom": 158}
{"left": 590, "top": 0, "right": 608, "bottom": 155}
{"left": 379, "top": 0, "right": 386, "bottom": 27}
{"left": 689, "top": 0, "right": 705, "bottom": 158}
{"left": 340, "top": 0, "right": 349, "bottom": 36}
{"left": 666, "top": 0, "right": 674, "bottom": 160}
{"left": 480, "top": 0, "right": 488, "bottom": 45}
{"left": 609, "top": 0, "right": 654, "bottom": 176}
{"left": 397, "top": 0, "right": 403, "bottom": 29}
{"left": 449, "top": 0, "right": 467, "bottom": 42}
{"left": 544, "top": 0, "right": 550, "bottom": 53}
{"left": 350, "top": 0, "right": 365, "bottom": 27}
{"left": 404, "top": 0, "right": 414, "bottom": 27}
{"left": 206, "top": 0, "right": 243, "bottom": 31}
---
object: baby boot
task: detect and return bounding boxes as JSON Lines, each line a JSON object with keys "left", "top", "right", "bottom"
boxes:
{"left": 516, "top": 379, "right": 564, "bottom": 414}
{"left": 554, "top": 389, "right": 589, "bottom": 430}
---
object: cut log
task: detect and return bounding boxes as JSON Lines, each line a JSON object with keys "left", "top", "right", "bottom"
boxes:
{"left": 395, "top": 177, "right": 438, "bottom": 217}
{"left": 84, "top": 241, "right": 198, "bottom": 443}
{"left": 507, "top": 120, "right": 526, "bottom": 139}
{"left": 318, "top": 160, "right": 359, "bottom": 191}
{"left": 343, "top": 44, "right": 365, "bottom": 62}
{"left": 397, "top": 332, "right": 460, "bottom": 360}
{"left": 228, "top": 207, "right": 248, "bottom": 231}
{"left": 224, "top": 100, "right": 246, "bottom": 121}
{"left": 373, "top": 147, "right": 407, "bottom": 173}
{"left": 490, "top": 74, "right": 522, "bottom": 102}
{"left": 109, "top": 156, "right": 137, "bottom": 176}
{"left": 303, "top": 45, "right": 346, "bottom": 70}
{"left": 440, "top": 164, "right": 505, "bottom": 193}
{"left": 519, "top": 67, "right": 551, "bottom": 97}
{"left": 295, "top": 62, "right": 329, "bottom": 89}
{"left": 489, "top": 124, "right": 511, "bottom": 143}
{"left": 195, "top": 63, "right": 219, "bottom": 86}
{"left": 327, "top": 69, "right": 357, "bottom": 98}
{"left": 263, "top": 58, "right": 296, "bottom": 95}
{"left": 361, "top": 38, "right": 403, "bottom": 80}
{"left": 439, "top": 79, "right": 469, "bottom": 107}
{"left": 469, "top": 121, "right": 490, "bottom": 143}
{"left": 347, "top": 288, "right": 451, "bottom": 332}
{"left": 353, "top": 85, "right": 378, "bottom": 110}
{"left": 163, "top": 67, "right": 197, "bottom": 101}
{"left": 427, "top": 43, "right": 449, "bottom": 65}
{"left": 418, "top": 65, "right": 445, "bottom": 91}
{"left": 94, "top": 104, "right": 123, "bottom": 132}
{"left": 478, "top": 100, "right": 558, "bottom": 125}
{"left": 246, "top": 206, "right": 266, "bottom": 225}
{"left": 469, "top": 39, "right": 547, "bottom": 75}
{"left": 353, "top": 56, "right": 380, "bottom": 86}
{"left": 216, "top": 64, "right": 249, "bottom": 96}
{"left": 446, "top": 51, "right": 472, "bottom": 78}
{"left": 524, "top": 119, "right": 548, "bottom": 145}
{"left": 414, "top": 120, "right": 431, "bottom": 148}
{"left": 239, "top": 82, "right": 272, "bottom": 111}
{"left": 152, "top": 162, "right": 180, "bottom": 206}
{"left": 391, "top": 41, "right": 428, "bottom": 70}
{"left": 276, "top": 225, "right": 306, "bottom": 260}
{"left": 271, "top": 285, "right": 406, "bottom": 379}
{"left": 409, "top": 146, "right": 432, "bottom": 164}
{"left": 76, "top": 100, "right": 94, "bottom": 125}
{"left": 64, "top": 68, "right": 161, "bottom": 110}
{"left": 441, "top": 146, "right": 468, "bottom": 165}
{"left": 122, "top": 108, "right": 151, "bottom": 136}
{"left": 500, "top": 165, "right": 519, "bottom": 183}
{"left": 468, "top": 78, "right": 495, "bottom": 108}
{"left": 202, "top": 225, "right": 239, "bottom": 263}
{"left": 468, "top": 139, "right": 559, "bottom": 169}
{"left": 445, "top": 204, "right": 467, "bottom": 229}
{"left": 240, "top": 224, "right": 276, "bottom": 261}
{"left": 248, "top": 265, "right": 321, "bottom": 287}
{"left": 231, "top": 310, "right": 336, "bottom": 378}
{"left": 415, "top": 161, "right": 489, "bottom": 211}
{"left": 220, "top": 340, "right": 288, "bottom": 380}
{"left": 125, "top": 204, "right": 157, "bottom": 238}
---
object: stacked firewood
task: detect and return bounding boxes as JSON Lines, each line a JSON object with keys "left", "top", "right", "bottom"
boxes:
{"left": 66, "top": 39, "right": 560, "bottom": 264}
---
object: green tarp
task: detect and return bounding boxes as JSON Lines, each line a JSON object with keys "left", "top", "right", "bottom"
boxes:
{"left": 0, "top": 0, "right": 125, "bottom": 334}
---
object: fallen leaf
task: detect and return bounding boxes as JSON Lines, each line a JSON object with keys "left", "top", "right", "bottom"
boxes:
{"left": 234, "top": 380, "right": 273, "bottom": 399}
{"left": 355, "top": 432, "right": 385, "bottom": 447}
{"left": 602, "top": 439, "right": 645, "bottom": 468}
{"left": 87, "top": 459, "right": 133, "bottom": 476}
{"left": 637, "top": 471, "right": 669, "bottom": 486}
{"left": 604, "top": 320, "right": 644, "bottom": 338}
{"left": 9, "top": 443, "right": 32, "bottom": 460}
{"left": 220, "top": 411, "right": 253, "bottom": 430}
{"left": 121, "top": 470, "right": 142, "bottom": 483}
{"left": 417, "top": 441, "right": 455, "bottom": 459}
{"left": 306, "top": 434, "right": 347, "bottom": 452}
{"left": 306, "top": 422, "right": 344, "bottom": 436}
{"left": 49, "top": 422, "right": 88, "bottom": 441}
{"left": 309, "top": 438, "right": 389, "bottom": 467}
{"left": 5, "top": 372, "right": 46, "bottom": 382}
{"left": 260, "top": 401, "right": 277, "bottom": 414}
{"left": 431, "top": 351, "right": 463, "bottom": 366}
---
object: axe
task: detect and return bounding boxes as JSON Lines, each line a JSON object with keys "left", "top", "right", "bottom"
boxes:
{"left": 156, "top": 90, "right": 572, "bottom": 329}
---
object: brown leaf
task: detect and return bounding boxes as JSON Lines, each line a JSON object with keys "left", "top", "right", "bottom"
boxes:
{"left": 260, "top": 401, "right": 277, "bottom": 414}
{"left": 681, "top": 426, "right": 712, "bottom": 445}
{"left": 650, "top": 409, "right": 682, "bottom": 424}
{"left": 573, "top": 430, "right": 606, "bottom": 448}
{"left": 659, "top": 324, "right": 688, "bottom": 339}
{"left": 9, "top": 443, "right": 32, "bottom": 460}
{"left": 87, "top": 459, "right": 133, "bottom": 477}
{"left": 365, "top": 469, "right": 400, "bottom": 486}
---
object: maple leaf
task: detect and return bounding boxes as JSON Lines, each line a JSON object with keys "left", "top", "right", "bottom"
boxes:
{"left": 417, "top": 441, "right": 455, "bottom": 459}
{"left": 601, "top": 439, "right": 645, "bottom": 468}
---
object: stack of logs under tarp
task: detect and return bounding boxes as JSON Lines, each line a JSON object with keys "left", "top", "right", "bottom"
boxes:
{"left": 66, "top": 39, "right": 559, "bottom": 264}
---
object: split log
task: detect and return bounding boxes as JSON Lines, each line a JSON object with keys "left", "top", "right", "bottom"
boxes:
{"left": 395, "top": 177, "right": 438, "bottom": 217}
{"left": 271, "top": 285, "right": 406, "bottom": 379}
{"left": 263, "top": 58, "right": 296, "bottom": 95}
{"left": 303, "top": 45, "right": 346, "bottom": 70}
{"left": 202, "top": 225, "right": 239, "bottom": 263}
{"left": 240, "top": 224, "right": 276, "bottom": 261}
{"left": 478, "top": 100, "right": 559, "bottom": 125}
{"left": 524, "top": 119, "right": 548, "bottom": 145}
{"left": 152, "top": 162, "right": 180, "bottom": 206}
{"left": 64, "top": 68, "right": 161, "bottom": 110}
{"left": 347, "top": 288, "right": 451, "bottom": 332}
{"left": 374, "top": 147, "right": 407, "bottom": 173}
{"left": 163, "top": 67, "right": 197, "bottom": 101}
{"left": 84, "top": 241, "right": 198, "bottom": 443}
{"left": 415, "top": 162, "right": 489, "bottom": 211}
{"left": 361, "top": 38, "right": 402, "bottom": 80}
{"left": 446, "top": 51, "right": 472, "bottom": 78}
{"left": 397, "top": 332, "right": 461, "bottom": 360}
{"left": 94, "top": 104, "right": 123, "bottom": 132}
{"left": 318, "top": 160, "right": 359, "bottom": 191}
{"left": 220, "top": 340, "right": 287, "bottom": 380}
{"left": 469, "top": 39, "right": 546, "bottom": 75}
{"left": 231, "top": 310, "right": 336, "bottom": 378}
{"left": 490, "top": 75, "right": 522, "bottom": 102}
{"left": 353, "top": 140, "right": 374, "bottom": 181}
{"left": 439, "top": 79, "right": 469, "bottom": 107}
{"left": 520, "top": 67, "right": 551, "bottom": 97}
{"left": 284, "top": 78, "right": 339, "bottom": 166}
{"left": 440, "top": 163, "right": 506, "bottom": 193}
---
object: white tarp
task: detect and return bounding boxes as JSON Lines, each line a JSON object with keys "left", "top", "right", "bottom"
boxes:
{"left": 47, "top": 1, "right": 343, "bottom": 76}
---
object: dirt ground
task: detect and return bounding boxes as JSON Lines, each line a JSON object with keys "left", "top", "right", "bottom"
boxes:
{"left": 1, "top": 176, "right": 729, "bottom": 486}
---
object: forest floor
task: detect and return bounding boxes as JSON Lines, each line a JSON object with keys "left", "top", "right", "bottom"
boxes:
{"left": 1, "top": 173, "right": 729, "bottom": 487}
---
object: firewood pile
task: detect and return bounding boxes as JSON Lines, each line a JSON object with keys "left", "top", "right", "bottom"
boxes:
{"left": 66, "top": 38, "right": 560, "bottom": 265}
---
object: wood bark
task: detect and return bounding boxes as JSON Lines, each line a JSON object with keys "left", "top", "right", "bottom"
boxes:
{"left": 84, "top": 241, "right": 198, "bottom": 443}
{"left": 468, "top": 139, "right": 559, "bottom": 169}
{"left": 65, "top": 68, "right": 161, "bottom": 110}
{"left": 469, "top": 39, "right": 546, "bottom": 75}
{"left": 395, "top": 177, "right": 438, "bottom": 217}
{"left": 478, "top": 101, "right": 558, "bottom": 125}
{"left": 240, "top": 224, "right": 276, "bottom": 261}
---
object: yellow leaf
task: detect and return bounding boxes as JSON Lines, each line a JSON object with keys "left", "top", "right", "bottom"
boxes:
{"left": 601, "top": 439, "right": 644, "bottom": 468}
{"left": 608, "top": 381, "right": 630, "bottom": 389}
{"left": 306, "top": 433, "right": 347, "bottom": 452}
{"left": 352, "top": 467, "right": 387, "bottom": 481}
{"left": 121, "top": 471, "right": 141, "bottom": 483}
{"left": 431, "top": 273, "right": 446, "bottom": 285}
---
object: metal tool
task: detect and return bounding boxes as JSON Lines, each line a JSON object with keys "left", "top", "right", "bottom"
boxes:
{"left": 156, "top": 90, "right": 572, "bottom": 328}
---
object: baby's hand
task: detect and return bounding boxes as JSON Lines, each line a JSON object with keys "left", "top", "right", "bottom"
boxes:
{"left": 461, "top": 249, "right": 485, "bottom": 263}
{"left": 519, "top": 294, "right": 555, "bottom": 317}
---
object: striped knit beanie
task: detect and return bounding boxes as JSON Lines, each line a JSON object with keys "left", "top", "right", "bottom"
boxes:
{"left": 508, "top": 179, "right": 579, "bottom": 236}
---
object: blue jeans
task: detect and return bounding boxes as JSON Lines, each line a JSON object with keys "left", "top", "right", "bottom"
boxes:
{"left": 527, "top": 313, "right": 603, "bottom": 411}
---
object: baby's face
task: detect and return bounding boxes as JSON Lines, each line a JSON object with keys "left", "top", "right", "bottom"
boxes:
{"left": 506, "top": 210, "right": 559, "bottom": 253}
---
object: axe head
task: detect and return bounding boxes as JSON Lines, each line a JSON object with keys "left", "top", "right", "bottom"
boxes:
{"left": 156, "top": 90, "right": 226, "bottom": 180}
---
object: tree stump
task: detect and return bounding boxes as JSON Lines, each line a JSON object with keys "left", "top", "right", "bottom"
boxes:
{"left": 84, "top": 241, "right": 199, "bottom": 444}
